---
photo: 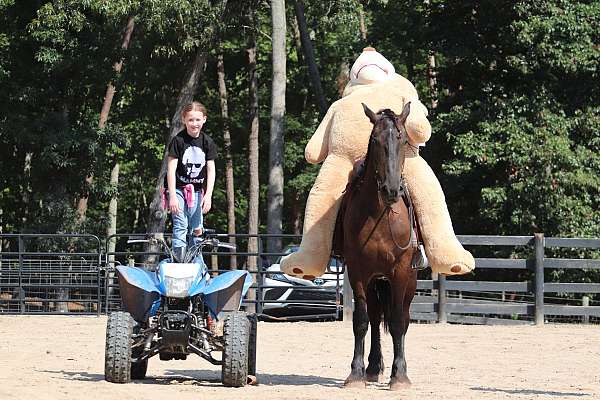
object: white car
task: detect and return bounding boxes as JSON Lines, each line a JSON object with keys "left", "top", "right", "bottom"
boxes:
{"left": 261, "top": 246, "right": 344, "bottom": 319}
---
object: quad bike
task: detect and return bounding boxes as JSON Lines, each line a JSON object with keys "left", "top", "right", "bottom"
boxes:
{"left": 104, "top": 231, "right": 257, "bottom": 387}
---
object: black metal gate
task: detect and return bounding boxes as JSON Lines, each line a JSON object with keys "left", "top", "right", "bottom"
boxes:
{"left": 0, "top": 234, "right": 102, "bottom": 315}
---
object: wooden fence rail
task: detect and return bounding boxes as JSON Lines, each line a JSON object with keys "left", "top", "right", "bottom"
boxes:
{"left": 366, "top": 233, "right": 600, "bottom": 325}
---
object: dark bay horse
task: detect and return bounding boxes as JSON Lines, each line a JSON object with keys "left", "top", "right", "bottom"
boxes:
{"left": 339, "top": 102, "right": 417, "bottom": 390}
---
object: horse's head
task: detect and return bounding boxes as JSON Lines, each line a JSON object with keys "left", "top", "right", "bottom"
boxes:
{"left": 362, "top": 102, "right": 411, "bottom": 205}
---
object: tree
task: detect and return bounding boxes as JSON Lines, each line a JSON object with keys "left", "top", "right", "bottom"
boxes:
{"left": 267, "top": 0, "right": 286, "bottom": 255}
{"left": 106, "top": 15, "right": 136, "bottom": 261}
{"left": 246, "top": 2, "right": 260, "bottom": 273}
{"left": 292, "top": 0, "right": 327, "bottom": 116}
{"left": 216, "top": 49, "right": 237, "bottom": 268}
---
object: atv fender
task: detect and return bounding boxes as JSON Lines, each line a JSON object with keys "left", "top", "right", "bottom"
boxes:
{"left": 192, "top": 270, "right": 252, "bottom": 318}
{"left": 116, "top": 266, "right": 161, "bottom": 322}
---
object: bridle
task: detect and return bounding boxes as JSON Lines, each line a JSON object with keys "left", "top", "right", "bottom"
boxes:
{"left": 362, "top": 112, "right": 418, "bottom": 251}
{"left": 369, "top": 111, "right": 408, "bottom": 191}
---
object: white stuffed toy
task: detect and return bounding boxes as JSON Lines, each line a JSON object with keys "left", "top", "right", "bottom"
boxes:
{"left": 281, "top": 48, "right": 475, "bottom": 278}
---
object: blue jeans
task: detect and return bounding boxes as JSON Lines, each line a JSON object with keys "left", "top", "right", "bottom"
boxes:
{"left": 171, "top": 188, "right": 203, "bottom": 248}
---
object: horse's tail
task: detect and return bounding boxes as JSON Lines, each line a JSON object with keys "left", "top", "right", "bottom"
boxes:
{"left": 373, "top": 278, "right": 393, "bottom": 333}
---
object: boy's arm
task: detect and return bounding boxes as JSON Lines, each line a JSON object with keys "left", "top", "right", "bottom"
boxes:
{"left": 167, "top": 156, "right": 182, "bottom": 214}
{"left": 202, "top": 159, "right": 216, "bottom": 214}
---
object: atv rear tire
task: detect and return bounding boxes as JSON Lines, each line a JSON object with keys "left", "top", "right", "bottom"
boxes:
{"left": 221, "top": 311, "right": 250, "bottom": 387}
{"left": 247, "top": 314, "right": 257, "bottom": 376}
{"left": 130, "top": 358, "right": 148, "bottom": 380}
{"left": 130, "top": 322, "right": 148, "bottom": 380}
{"left": 105, "top": 311, "right": 134, "bottom": 383}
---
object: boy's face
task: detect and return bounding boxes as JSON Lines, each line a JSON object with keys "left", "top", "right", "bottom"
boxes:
{"left": 183, "top": 110, "right": 207, "bottom": 136}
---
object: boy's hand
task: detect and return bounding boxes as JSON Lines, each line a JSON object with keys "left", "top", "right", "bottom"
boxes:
{"left": 201, "top": 195, "right": 212, "bottom": 214}
{"left": 169, "top": 195, "right": 182, "bottom": 214}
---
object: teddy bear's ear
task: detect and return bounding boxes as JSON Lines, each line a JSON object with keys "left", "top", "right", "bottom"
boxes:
{"left": 398, "top": 101, "right": 411, "bottom": 122}
{"left": 362, "top": 103, "right": 378, "bottom": 125}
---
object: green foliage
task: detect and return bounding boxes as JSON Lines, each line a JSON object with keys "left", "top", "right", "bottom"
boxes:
{"left": 0, "top": 0, "right": 598, "bottom": 257}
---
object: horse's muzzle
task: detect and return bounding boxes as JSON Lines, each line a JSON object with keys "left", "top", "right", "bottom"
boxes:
{"left": 382, "top": 186, "right": 402, "bottom": 205}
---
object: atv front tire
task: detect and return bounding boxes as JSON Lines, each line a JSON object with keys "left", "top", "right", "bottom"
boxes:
{"left": 105, "top": 311, "right": 134, "bottom": 383}
{"left": 221, "top": 311, "right": 250, "bottom": 387}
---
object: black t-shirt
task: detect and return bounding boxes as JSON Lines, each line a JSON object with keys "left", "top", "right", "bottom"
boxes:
{"left": 165, "top": 130, "right": 218, "bottom": 190}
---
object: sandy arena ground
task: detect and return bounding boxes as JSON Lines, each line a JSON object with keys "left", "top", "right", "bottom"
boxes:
{"left": 0, "top": 316, "right": 598, "bottom": 400}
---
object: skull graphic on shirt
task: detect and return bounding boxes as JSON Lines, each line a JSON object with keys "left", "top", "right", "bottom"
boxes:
{"left": 182, "top": 146, "right": 206, "bottom": 180}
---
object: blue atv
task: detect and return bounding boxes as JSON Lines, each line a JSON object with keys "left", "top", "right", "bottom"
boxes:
{"left": 104, "top": 231, "right": 256, "bottom": 387}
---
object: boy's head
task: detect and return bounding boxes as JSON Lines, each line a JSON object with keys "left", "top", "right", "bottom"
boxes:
{"left": 181, "top": 101, "right": 207, "bottom": 136}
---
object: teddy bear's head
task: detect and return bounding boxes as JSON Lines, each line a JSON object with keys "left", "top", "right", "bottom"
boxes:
{"left": 349, "top": 47, "right": 395, "bottom": 85}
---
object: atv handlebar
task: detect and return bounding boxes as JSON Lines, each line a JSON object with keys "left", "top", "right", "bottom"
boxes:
{"left": 126, "top": 231, "right": 236, "bottom": 264}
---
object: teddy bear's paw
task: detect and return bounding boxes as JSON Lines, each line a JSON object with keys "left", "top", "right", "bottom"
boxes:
{"left": 280, "top": 249, "right": 327, "bottom": 278}
{"left": 444, "top": 262, "right": 474, "bottom": 275}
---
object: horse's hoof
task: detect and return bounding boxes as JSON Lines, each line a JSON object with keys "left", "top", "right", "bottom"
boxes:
{"left": 389, "top": 377, "right": 411, "bottom": 391}
{"left": 344, "top": 377, "right": 367, "bottom": 389}
{"left": 366, "top": 373, "right": 382, "bottom": 383}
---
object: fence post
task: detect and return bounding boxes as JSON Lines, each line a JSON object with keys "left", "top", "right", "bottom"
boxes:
{"left": 343, "top": 267, "right": 353, "bottom": 323}
{"left": 582, "top": 296, "right": 590, "bottom": 324}
{"left": 18, "top": 235, "right": 24, "bottom": 314}
{"left": 244, "top": 234, "right": 259, "bottom": 315}
{"left": 534, "top": 233, "right": 545, "bottom": 325}
{"left": 438, "top": 273, "right": 447, "bottom": 323}
{"left": 256, "top": 246, "right": 264, "bottom": 315}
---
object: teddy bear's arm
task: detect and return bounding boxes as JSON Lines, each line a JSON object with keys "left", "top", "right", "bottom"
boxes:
{"left": 305, "top": 103, "right": 336, "bottom": 164}
{"left": 405, "top": 98, "right": 432, "bottom": 145}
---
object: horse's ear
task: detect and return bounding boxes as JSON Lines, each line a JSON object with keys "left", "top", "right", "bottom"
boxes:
{"left": 398, "top": 101, "right": 411, "bottom": 122}
{"left": 362, "top": 103, "right": 378, "bottom": 125}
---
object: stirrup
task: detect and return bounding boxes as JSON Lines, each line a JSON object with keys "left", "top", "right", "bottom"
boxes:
{"left": 411, "top": 244, "right": 429, "bottom": 270}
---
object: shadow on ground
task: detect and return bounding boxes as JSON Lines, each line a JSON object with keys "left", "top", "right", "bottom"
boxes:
{"left": 40, "top": 368, "right": 346, "bottom": 388}
{"left": 471, "top": 386, "right": 591, "bottom": 397}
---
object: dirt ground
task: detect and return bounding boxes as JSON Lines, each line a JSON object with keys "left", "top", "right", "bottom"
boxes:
{"left": 0, "top": 316, "right": 598, "bottom": 400}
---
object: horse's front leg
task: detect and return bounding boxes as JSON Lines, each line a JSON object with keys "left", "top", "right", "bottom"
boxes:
{"left": 344, "top": 287, "right": 368, "bottom": 388}
{"left": 365, "top": 283, "right": 384, "bottom": 382}
{"left": 388, "top": 284, "right": 412, "bottom": 390}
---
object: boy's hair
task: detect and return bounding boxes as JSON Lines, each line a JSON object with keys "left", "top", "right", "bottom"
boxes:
{"left": 181, "top": 101, "right": 207, "bottom": 119}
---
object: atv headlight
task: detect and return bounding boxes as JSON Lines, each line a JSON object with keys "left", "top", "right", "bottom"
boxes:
{"left": 164, "top": 276, "right": 195, "bottom": 298}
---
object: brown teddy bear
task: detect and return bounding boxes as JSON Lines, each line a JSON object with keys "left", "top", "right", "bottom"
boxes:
{"left": 281, "top": 48, "right": 475, "bottom": 278}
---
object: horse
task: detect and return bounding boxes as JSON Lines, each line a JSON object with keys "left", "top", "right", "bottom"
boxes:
{"left": 337, "top": 102, "right": 418, "bottom": 390}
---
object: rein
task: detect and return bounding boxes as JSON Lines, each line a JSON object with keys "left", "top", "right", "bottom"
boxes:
{"left": 385, "top": 183, "right": 416, "bottom": 251}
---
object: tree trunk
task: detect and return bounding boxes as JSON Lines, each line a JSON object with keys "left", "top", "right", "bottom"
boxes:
{"left": 267, "top": 0, "right": 286, "bottom": 257}
{"left": 105, "top": 16, "right": 135, "bottom": 262}
{"left": 292, "top": 192, "right": 302, "bottom": 235}
{"left": 246, "top": 6, "right": 260, "bottom": 314}
{"left": 217, "top": 51, "right": 237, "bottom": 269}
{"left": 359, "top": 1, "right": 367, "bottom": 41}
{"left": 292, "top": 0, "right": 327, "bottom": 117}
{"left": 106, "top": 160, "right": 119, "bottom": 261}
{"left": 336, "top": 61, "right": 350, "bottom": 98}
{"left": 21, "top": 152, "right": 32, "bottom": 226}
{"left": 427, "top": 51, "right": 438, "bottom": 111}
{"left": 78, "top": 15, "right": 136, "bottom": 222}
